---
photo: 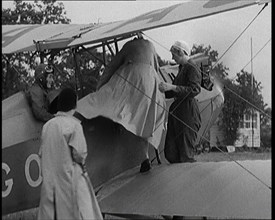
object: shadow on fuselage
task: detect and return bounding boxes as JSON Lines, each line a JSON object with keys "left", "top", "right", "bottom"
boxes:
{"left": 1, "top": 92, "right": 149, "bottom": 215}
{"left": 81, "top": 116, "right": 148, "bottom": 187}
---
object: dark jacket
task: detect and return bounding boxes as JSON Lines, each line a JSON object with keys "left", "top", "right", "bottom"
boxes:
{"left": 164, "top": 59, "right": 202, "bottom": 163}
{"left": 165, "top": 59, "right": 201, "bottom": 125}
{"left": 26, "top": 84, "right": 54, "bottom": 122}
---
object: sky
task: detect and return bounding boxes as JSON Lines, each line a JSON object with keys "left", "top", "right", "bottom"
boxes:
{"left": 2, "top": 1, "right": 272, "bottom": 107}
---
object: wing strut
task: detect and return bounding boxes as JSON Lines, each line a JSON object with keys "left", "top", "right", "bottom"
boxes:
{"left": 80, "top": 45, "right": 105, "bottom": 65}
{"left": 102, "top": 43, "right": 106, "bottom": 65}
{"left": 72, "top": 47, "right": 84, "bottom": 97}
{"left": 114, "top": 38, "right": 119, "bottom": 54}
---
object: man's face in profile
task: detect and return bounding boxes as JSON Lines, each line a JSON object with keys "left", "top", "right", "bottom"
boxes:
{"left": 46, "top": 73, "right": 54, "bottom": 89}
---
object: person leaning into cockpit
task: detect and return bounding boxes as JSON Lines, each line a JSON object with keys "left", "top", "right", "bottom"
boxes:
{"left": 26, "top": 64, "right": 60, "bottom": 122}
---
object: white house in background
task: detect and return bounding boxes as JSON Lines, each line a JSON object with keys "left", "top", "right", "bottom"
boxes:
{"left": 210, "top": 110, "right": 261, "bottom": 148}
{"left": 235, "top": 110, "right": 261, "bottom": 148}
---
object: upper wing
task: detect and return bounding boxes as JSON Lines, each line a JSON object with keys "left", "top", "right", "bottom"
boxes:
{"left": 66, "top": 0, "right": 268, "bottom": 48}
{"left": 2, "top": 24, "right": 81, "bottom": 54}
{"left": 2, "top": 0, "right": 269, "bottom": 54}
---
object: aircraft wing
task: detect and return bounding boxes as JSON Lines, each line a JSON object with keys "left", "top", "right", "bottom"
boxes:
{"left": 97, "top": 160, "right": 271, "bottom": 219}
{"left": 2, "top": 24, "right": 82, "bottom": 54}
{"left": 66, "top": 0, "right": 269, "bottom": 48}
{"left": 2, "top": 0, "right": 270, "bottom": 54}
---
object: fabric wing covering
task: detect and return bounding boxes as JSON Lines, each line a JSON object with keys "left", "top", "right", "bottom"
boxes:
{"left": 2, "top": 0, "right": 268, "bottom": 54}
{"left": 97, "top": 160, "right": 271, "bottom": 219}
{"left": 65, "top": 0, "right": 266, "bottom": 48}
{"left": 77, "top": 61, "right": 166, "bottom": 148}
{"left": 2, "top": 24, "right": 80, "bottom": 54}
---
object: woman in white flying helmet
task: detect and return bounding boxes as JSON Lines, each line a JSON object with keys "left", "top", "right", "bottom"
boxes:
{"left": 159, "top": 40, "right": 202, "bottom": 163}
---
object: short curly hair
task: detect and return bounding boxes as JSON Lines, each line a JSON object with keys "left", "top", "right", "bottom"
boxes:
{"left": 57, "top": 88, "right": 77, "bottom": 112}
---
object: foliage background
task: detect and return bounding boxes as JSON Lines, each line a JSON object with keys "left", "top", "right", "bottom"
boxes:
{"left": 2, "top": 0, "right": 271, "bottom": 146}
{"left": 2, "top": 1, "right": 271, "bottom": 219}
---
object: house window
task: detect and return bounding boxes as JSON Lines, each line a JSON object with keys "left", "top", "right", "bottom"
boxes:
{"left": 239, "top": 111, "right": 259, "bottom": 130}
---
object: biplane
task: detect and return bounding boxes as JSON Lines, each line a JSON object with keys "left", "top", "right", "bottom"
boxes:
{"left": 2, "top": 0, "right": 271, "bottom": 219}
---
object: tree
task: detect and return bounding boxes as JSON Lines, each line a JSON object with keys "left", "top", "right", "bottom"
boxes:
{"left": 192, "top": 44, "right": 229, "bottom": 80}
{"left": 260, "top": 107, "right": 271, "bottom": 148}
{"left": 2, "top": 1, "right": 108, "bottom": 100}
{"left": 2, "top": 0, "right": 72, "bottom": 100}
{"left": 2, "top": 0, "right": 71, "bottom": 24}
{"left": 218, "top": 70, "right": 266, "bottom": 145}
{"left": 190, "top": 44, "right": 267, "bottom": 146}
{"left": 73, "top": 48, "right": 111, "bottom": 97}
{"left": 2, "top": 2, "right": 270, "bottom": 147}
{"left": 219, "top": 77, "right": 244, "bottom": 145}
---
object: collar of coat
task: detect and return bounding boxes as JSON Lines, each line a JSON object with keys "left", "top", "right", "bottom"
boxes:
{"left": 55, "top": 111, "right": 81, "bottom": 123}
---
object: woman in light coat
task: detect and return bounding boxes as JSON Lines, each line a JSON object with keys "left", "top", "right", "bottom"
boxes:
{"left": 38, "top": 88, "right": 103, "bottom": 220}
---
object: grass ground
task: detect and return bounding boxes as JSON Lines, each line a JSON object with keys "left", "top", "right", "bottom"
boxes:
{"left": 196, "top": 150, "right": 272, "bottom": 162}
{"left": 3, "top": 150, "right": 271, "bottom": 220}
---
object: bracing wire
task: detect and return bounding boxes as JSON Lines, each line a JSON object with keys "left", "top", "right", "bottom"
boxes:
{"left": 113, "top": 60, "right": 271, "bottom": 190}
{"left": 144, "top": 3, "right": 271, "bottom": 119}
{"left": 230, "top": 38, "right": 271, "bottom": 81}
{"left": 222, "top": 38, "right": 272, "bottom": 120}
{"left": 142, "top": 5, "right": 271, "bottom": 189}
{"left": 106, "top": 33, "right": 261, "bottom": 147}
{"left": 144, "top": 5, "right": 271, "bottom": 120}
{"left": 212, "top": 3, "right": 268, "bottom": 68}
{"left": 148, "top": 34, "right": 272, "bottom": 123}
{"left": 3, "top": 4, "right": 270, "bottom": 190}
{"left": 224, "top": 85, "right": 271, "bottom": 118}
{"left": 241, "top": 38, "right": 271, "bottom": 72}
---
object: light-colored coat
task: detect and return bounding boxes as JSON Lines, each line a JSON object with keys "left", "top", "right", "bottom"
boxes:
{"left": 38, "top": 112, "right": 102, "bottom": 220}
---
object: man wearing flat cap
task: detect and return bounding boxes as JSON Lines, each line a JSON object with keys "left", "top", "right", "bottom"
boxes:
{"left": 159, "top": 40, "right": 201, "bottom": 163}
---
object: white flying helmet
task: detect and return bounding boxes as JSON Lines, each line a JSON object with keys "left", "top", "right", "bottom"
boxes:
{"left": 171, "top": 40, "right": 191, "bottom": 56}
